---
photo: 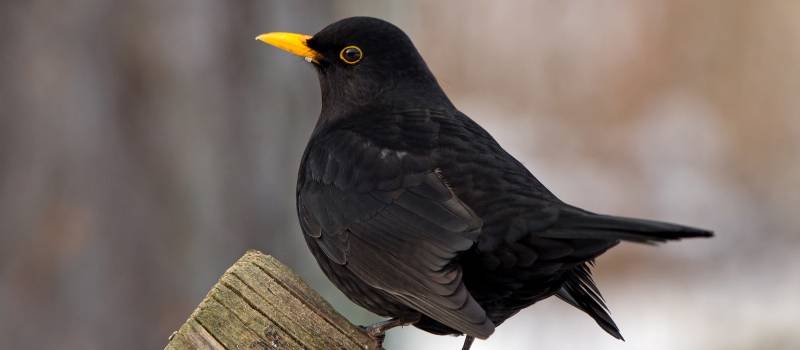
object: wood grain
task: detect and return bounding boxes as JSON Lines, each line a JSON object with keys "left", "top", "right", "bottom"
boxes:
{"left": 164, "top": 250, "right": 379, "bottom": 350}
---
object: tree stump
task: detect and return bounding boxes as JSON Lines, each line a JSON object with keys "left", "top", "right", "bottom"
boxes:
{"left": 164, "top": 250, "right": 379, "bottom": 350}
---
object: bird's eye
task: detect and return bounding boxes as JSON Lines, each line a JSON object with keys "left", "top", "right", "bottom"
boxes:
{"left": 339, "top": 46, "right": 363, "bottom": 64}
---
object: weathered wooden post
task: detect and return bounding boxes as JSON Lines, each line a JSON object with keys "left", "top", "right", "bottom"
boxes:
{"left": 164, "top": 250, "right": 379, "bottom": 350}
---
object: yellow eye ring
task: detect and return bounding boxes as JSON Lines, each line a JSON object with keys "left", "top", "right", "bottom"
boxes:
{"left": 339, "top": 45, "right": 363, "bottom": 64}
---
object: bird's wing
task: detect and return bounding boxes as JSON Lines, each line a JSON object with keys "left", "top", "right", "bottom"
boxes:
{"left": 298, "top": 122, "right": 495, "bottom": 339}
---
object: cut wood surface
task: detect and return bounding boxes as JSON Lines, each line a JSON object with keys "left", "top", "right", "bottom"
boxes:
{"left": 164, "top": 250, "right": 379, "bottom": 350}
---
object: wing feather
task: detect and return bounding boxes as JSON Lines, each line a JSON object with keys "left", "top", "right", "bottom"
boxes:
{"left": 298, "top": 121, "right": 495, "bottom": 338}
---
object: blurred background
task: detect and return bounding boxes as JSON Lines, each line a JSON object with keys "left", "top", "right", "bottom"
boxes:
{"left": 1, "top": 1, "right": 798, "bottom": 349}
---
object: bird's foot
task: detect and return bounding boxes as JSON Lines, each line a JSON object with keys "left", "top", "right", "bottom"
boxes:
{"left": 461, "top": 336, "right": 475, "bottom": 350}
{"left": 361, "top": 314, "right": 421, "bottom": 347}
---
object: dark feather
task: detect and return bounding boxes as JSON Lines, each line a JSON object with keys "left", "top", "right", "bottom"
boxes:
{"left": 556, "top": 263, "right": 624, "bottom": 340}
{"left": 298, "top": 135, "right": 496, "bottom": 338}
{"left": 549, "top": 206, "right": 714, "bottom": 244}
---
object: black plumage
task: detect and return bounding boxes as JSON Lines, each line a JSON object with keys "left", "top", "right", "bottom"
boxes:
{"left": 258, "top": 16, "right": 713, "bottom": 348}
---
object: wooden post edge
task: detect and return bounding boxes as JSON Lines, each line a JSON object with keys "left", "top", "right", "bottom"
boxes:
{"left": 164, "top": 250, "right": 379, "bottom": 350}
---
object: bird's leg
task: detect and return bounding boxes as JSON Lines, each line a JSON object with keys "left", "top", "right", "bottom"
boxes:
{"left": 461, "top": 336, "right": 475, "bottom": 350}
{"left": 362, "top": 314, "right": 421, "bottom": 345}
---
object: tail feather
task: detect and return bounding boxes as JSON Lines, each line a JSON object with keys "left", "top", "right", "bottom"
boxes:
{"left": 549, "top": 207, "right": 711, "bottom": 339}
{"left": 557, "top": 263, "right": 624, "bottom": 340}
{"left": 550, "top": 207, "right": 713, "bottom": 244}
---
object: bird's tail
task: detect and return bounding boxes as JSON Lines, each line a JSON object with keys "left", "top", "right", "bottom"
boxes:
{"left": 549, "top": 207, "right": 711, "bottom": 340}
{"left": 556, "top": 263, "right": 623, "bottom": 340}
{"left": 548, "top": 206, "right": 714, "bottom": 244}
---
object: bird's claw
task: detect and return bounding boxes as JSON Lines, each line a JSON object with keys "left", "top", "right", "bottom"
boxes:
{"left": 361, "top": 324, "right": 387, "bottom": 340}
{"left": 360, "top": 315, "right": 421, "bottom": 347}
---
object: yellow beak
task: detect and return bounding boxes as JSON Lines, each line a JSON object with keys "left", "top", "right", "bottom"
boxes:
{"left": 255, "top": 32, "right": 320, "bottom": 63}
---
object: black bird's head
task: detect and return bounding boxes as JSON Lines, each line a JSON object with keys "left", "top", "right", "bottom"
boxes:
{"left": 257, "top": 17, "right": 452, "bottom": 119}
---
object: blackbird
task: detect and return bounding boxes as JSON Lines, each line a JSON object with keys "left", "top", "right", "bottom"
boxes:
{"left": 257, "top": 17, "right": 712, "bottom": 349}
